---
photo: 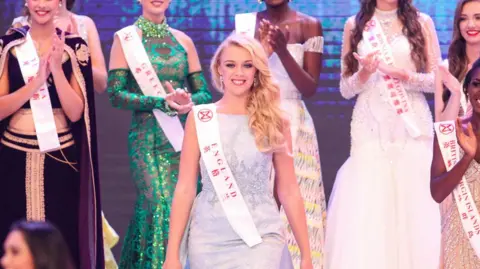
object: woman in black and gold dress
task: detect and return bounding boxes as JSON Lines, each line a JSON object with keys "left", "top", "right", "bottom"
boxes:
{"left": 0, "top": 0, "right": 103, "bottom": 268}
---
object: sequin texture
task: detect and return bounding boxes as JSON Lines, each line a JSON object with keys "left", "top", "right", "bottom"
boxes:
{"left": 107, "top": 17, "right": 211, "bottom": 268}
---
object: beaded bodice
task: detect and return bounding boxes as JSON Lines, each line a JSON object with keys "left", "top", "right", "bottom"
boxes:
{"left": 340, "top": 10, "right": 440, "bottom": 153}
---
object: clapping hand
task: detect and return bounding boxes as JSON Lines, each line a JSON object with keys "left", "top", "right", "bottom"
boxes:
{"left": 164, "top": 81, "right": 193, "bottom": 115}
{"left": 48, "top": 29, "right": 65, "bottom": 74}
{"left": 456, "top": 118, "right": 477, "bottom": 159}
{"left": 258, "top": 19, "right": 273, "bottom": 56}
{"left": 263, "top": 20, "right": 290, "bottom": 56}
{"left": 353, "top": 51, "right": 379, "bottom": 75}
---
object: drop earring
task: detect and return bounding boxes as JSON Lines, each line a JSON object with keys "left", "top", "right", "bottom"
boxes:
{"left": 220, "top": 75, "right": 224, "bottom": 89}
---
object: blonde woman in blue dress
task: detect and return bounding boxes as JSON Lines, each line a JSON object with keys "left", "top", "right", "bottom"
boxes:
{"left": 163, "top": 33, "right": 313, "bottom": 269}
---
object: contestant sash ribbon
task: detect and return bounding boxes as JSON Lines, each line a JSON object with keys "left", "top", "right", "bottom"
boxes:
{"left": 434, "top": 120, "right": 480, "bottom": 256}
{"left": 363, "top": 16, "right": 421, "bottom": 137}
{"left": 235, "top": 12, "right": 257, "bottom": 38}
{"left": 193, "top": 104, "right": 262, "bottom": 247}
{"left": 116, "top": 25, "right": 184, "bottom": 151}
{"left": 15, "top": 32, "right": 60, "bottom": 152}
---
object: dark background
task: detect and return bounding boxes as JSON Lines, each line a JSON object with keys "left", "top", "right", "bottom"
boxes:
{"left": 0, "top": 0, "right": 456, "bottom": 258}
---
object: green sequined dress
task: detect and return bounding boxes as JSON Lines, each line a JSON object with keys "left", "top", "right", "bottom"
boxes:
{"left": 107, "top": 17, "right": 211, "bottom": 269}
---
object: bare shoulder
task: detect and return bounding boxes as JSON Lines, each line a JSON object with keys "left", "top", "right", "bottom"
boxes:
{"left": 296, "top": 12, "right": 321, "bottom": 27}
{"left": 169, "top": 28, "right": 195, "bottom": 50}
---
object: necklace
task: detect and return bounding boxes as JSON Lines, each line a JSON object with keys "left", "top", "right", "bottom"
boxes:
{"left": 135, "top": 16, "right": 170, "bottom": 39}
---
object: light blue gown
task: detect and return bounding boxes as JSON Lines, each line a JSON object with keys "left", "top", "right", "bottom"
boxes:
{"left": 187, "top": 114, "right": 289, "bottom": 269}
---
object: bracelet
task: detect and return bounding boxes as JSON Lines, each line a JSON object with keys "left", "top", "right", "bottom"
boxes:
{"left": 164, "top": 101, "right": 178, "bottom": 117}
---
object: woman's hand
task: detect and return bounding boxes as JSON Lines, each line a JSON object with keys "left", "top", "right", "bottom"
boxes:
{"left": 164, "top": 81, "right": 193, "bottom": 115}
{"left": 258, "top": 19, "right": 274, "bottom": 56}
{"left": 162, "top": 258, "right": 182, "bottom": 269}
{"left": 456, "top": 118, "right": 477, "bottom": 159}
{"left": 353, "top": 51, "right": 379, "bottom": 75}
{"left": 48, "top": 30, "right": 66, "bottom": 74}
{"left": 300, "top": 257, "right": 313, "bottom": 269}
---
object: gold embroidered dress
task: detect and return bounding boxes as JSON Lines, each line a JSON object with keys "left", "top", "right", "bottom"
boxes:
{"left": 0, "top": 26, "right": 104, "bottom": 269}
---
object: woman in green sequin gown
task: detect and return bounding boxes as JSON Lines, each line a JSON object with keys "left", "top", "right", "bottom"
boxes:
{"left": 107, "top": 2, "right": 211, "bottom": 268}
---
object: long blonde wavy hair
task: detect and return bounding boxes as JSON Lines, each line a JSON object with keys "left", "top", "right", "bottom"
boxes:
{"left": 210, "top": 34, "right": 287, "bottom": 153}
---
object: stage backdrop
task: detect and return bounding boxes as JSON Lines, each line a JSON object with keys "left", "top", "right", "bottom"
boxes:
{"left": 1, "top": 0, "right": 456, "bottom": 258}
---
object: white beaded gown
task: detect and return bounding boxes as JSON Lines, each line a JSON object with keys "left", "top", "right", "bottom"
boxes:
{"left": 324, "top": 9, "right": 442, "bottom": 269}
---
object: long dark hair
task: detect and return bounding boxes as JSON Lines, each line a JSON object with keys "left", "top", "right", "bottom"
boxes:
{"left": 9, "top": 221, "right": 75, "bottom": 269}
{"left": 344, "top": 0, "right": 427, "bottom": 76}
{"left": 463, "top": 57, "right": 480, "bottom": 98}
{"left": 443, "top": 0, "right": 478, "bottom": 103}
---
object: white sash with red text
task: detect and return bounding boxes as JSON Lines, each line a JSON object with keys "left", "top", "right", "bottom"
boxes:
{"left": 363, "top": 16, "right": 421, "bottom": 138}
{"left": 15, "top": 32, "right": 60, "bottom": 152}
{"left": 434, "top": 120, "right": 480, "bottom": 256}
{"left": 193, "top": 104, "right": 262, "bottom": 247}
{"left": 116, "top": 26, "right": 184, "bottom": 152}
{"left": 235, "top": 12, "right": 257, "bottom": 38}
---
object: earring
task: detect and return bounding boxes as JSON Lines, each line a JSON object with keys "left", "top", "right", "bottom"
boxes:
{"left": 220, "top": 75, "right": 224, "bottom": 88}
{"left": 253, "top": 76, "right": 259, "bottom": 88}
{"left": 25, "top": 2, "right": 27, "bottom": 7}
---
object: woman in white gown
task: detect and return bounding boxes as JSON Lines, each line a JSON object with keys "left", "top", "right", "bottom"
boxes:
{"left": 235, "top": 0, "right": 326, "bottom": 267}
{"left": 324, "top": 0, "right": 442, "bottom": 268}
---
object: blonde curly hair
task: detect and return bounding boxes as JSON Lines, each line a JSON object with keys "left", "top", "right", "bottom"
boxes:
{"left": 210, "top": 33, "right": 287, "bottom": 153}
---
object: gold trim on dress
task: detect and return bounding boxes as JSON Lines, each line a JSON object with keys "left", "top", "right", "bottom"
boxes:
{"left": 64, "top": 43, "right": 98, "bottom": 261}
{"left": 25, "top": 152, "right": 46, "bottom": 221}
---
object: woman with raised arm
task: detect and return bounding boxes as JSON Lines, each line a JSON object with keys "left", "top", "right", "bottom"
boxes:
{"left": 324, "top": 0, "right": 442, "bottom": 268}
{"left": 11, "top": 2, "right": 117, "bottom": 267}
{"left": 106, "top": 0, "right": 211, "bottom": 267}
{"left": 11, "top": 0, "right": 107, "bottom": 93}
{"left": 431, "top": 58, "right": 480, "bottom": 268}
{"left": 435, "top": 0, "right": 480, "bottom": 122}
{"left": 0, "top": 0, "right": 103, "bottom": 268}
{"left": 163, "top": 33, "right": 312, "bottom": 269}
{"left": 235, "top": 1, "right": 326, "bottom": 266}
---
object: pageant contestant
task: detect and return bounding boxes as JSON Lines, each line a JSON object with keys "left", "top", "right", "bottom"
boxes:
{"left": 107, "top": 0, "right": 211, "bottom": 267}
{"left": 436, "top": 0, "right": 480, "bottom": 121}
{"left": 11, "top": 1, "right": 117, "bottom": 267}
{"left": 0, "top": 0, "right": 103, "bottom": 268}
{"left": 431, "top": 58, "right": 480, "bottom": 268}
{"left": 325, "top": 0, "right": 442, "bottom": 268}
{"left": 235, "top": 1, "right": 326, "bottom": 266}
{"left": 11, "top": 0, "right": 108, "bottom": 94}
{"left": 163, "top": 34, "right": 312, "bottom": 269}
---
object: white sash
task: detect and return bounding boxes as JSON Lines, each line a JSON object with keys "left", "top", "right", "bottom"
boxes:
{"left": 116, "top": 26, "right": 184, "bottom": 152}
{"left": 193, "top": 104, "right": 262, "bottom": 247}
{"left": 15, "top": 32, "right": 60, "bottom": 152}
{"left": 434, "top": 120, "right": 480, "bottom": 256}
{"left": 235, "top": 12, "right": 257, "bottom": 38}
{"left": 363, "top": 16, "right": 421, "bottom": 138}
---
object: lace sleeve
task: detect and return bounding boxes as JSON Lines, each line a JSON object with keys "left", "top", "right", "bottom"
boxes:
{"left": 187, "top": 71, "right": 212, "bottom": 105}
{"left": 339, "top": 18, "right": 373, "bottom": 99}
{"left": 107, "top": 69, "right": 175, "bottom": 114}
{"left": 403, "top": 14, "right": 441, "bottom": 93}
{"left": 303, "top": 36, "right": 324, "bottom": 53}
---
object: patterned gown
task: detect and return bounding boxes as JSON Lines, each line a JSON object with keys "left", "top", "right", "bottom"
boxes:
{"left": 12, "top": 14, "right": 120, "bottom": 269}
{"left": 107, "top": 16, "right": 211, "bottom": 268}
{"left": 440, "top": 149, "right": 480, "bottom": 268}
{"left": 268, "top": 40, "right": 326, "bottom": 268}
